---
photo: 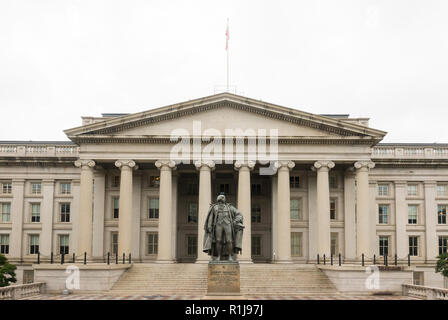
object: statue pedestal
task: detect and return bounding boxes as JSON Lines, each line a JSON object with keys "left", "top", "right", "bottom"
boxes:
{"left": 202, "top": 261, "right": 245, "bottom": 300}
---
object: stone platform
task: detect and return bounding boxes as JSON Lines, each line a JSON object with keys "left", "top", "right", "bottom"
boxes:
{"left": 202, "top": 261, "right": 245, "bottom": 299}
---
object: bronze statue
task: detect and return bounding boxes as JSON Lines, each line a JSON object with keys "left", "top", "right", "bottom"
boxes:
{"left": 203, "top": 194, "right": 244, "bottom": 262}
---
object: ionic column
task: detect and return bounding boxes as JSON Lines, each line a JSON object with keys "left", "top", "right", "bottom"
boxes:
{"left": 314, "top": 160, "right": 335, "bottom": 257}
{"left": 155, "top": 160, "right": 176, "bottom": 263}
{"left": 235, "top": 160, "right": 255, "bottom": 263}
{"left": 354, "top": 160, "right": 375, "bottom": 259}
{"left": 343, "top": 169, "right": 357, "bottom": 260}
{"left": 115, "top": 160, "right": 137, "bottom": 257}
{"left": 74, "top": 159, "right": 95, "bottom": 257}
{"left": 275, "top": 161, "right": 295, "bottom": 263}
{"left": 195, "top": 160, "right": 215, "bottom": 263}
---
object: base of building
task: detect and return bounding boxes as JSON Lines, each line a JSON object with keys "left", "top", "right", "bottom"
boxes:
{"left": 201, "top": 293, "right": 247, "bottom": 300}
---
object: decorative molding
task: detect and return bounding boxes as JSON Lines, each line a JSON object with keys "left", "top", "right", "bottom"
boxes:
{"left": 313, "top": 160, "right": 335, "bottom": 170}
{"left": 72, "top": 100, "right": 373, "bottom": 138}
{"left": 115, "top": 159, "right": 137, "bottom": 170}
{"left": 155, "top": 160, "right": 176, "bottom": 170}
{"left": 71, "top": 136, "right": 377, "bottom": 146}
{"left": 234, "top": 160, "right": 255, "bottom": 171}
{"left": 194, "top": 160, "right": 215, "bottom": 170}
{"left": 74, "top": 159, "right": 95, "bottom": 168}
{"left": 354, "top": 160, "right": 375, "bottom": 170}
{"left": 274, "top": 161, "right": 296, "bottom": 170}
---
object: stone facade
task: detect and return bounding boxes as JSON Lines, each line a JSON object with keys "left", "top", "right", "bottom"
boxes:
{"left": 0, "top": 93, "right": 447, "bottom": 287}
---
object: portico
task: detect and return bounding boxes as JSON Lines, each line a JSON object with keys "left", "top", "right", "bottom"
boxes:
{"left": 63, "top": 93, "right": 386, "bottom": 263}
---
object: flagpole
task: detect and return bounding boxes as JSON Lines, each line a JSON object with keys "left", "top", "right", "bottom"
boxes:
{"left": 226, "top": 18, "right": 229, "bottom": 92}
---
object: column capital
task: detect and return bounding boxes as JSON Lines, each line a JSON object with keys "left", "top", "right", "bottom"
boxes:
{"left": 354, "top": 160, "right": 375, "bottom": 170}
{"left": 234, "top": 160, "right": 255, "bottom": 171}
{"left": 155, "top": 160, "right": 176, "bottom": 170}
{"left": 313, "top": 160, "right": 335, "bottom": 171}
{"left": 115, "top": 159, "right": 137, "bottom": 170}
{"left": 75, "top": 159, "right": 95, "bottom": 168}
{"left": 274, "top": 160, "right": 295, "bottom": 170}
{"left": 194, "top": 160, "right": 215, "bottom": 170}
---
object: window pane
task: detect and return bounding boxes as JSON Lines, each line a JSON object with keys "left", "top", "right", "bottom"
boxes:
{"left": 407, "top": 185, "right": 417, "bottom": 196}
{"left": 408, "top": 205, "right": 418, "bottom": 224}
{"left": 291, "top": 233, "right": 301, "bottom": 256}
{"left": 1, "top": 203, "right": 11, "bottom": 222}
{"left": 290, "top": 199, "right": 300, "bottom": 220}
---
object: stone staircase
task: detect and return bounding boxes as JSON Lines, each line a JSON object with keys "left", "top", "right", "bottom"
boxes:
{"left": 240, "top": 264, "right": 337, "bottom": 295}
{"left": 108, "top": 263, "right": 336, "bottom": 296}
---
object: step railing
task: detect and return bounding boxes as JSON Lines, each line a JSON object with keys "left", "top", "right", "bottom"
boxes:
{"left": 402, "top": 284, "right": 448, "bottom": 300}
{"left": 0, "top": 282, "right": 45, "bottom": 300}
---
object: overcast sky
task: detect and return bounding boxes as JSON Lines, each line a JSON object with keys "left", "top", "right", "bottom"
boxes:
{"left": 0, "top": 0, "right": 447, "bottom": 143}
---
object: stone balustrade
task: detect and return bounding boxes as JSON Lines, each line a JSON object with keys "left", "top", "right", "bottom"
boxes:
{"left": 372, "top": 146, "right": 448, "bottom": 159}
{"left": 0, "top": 143, "right": 79, "bottom": 157}
{"left": 0, "top": 282, "right": 45, "bottom": 300}
{"left": 402, "top": 284, "right": 448, "bottom": 300}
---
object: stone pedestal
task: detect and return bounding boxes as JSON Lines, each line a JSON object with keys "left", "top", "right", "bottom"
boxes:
{"left": 202, "top": 261, "right": 245, "bottom": 299}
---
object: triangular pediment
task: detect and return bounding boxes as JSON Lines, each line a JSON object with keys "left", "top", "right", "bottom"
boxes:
{"left": 65, "top": 93, "right": 386, "bottom": 145}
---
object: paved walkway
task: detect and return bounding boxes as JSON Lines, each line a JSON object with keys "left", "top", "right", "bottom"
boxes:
{"left": 21, "top": 294, "right": 418, "bottom": 300}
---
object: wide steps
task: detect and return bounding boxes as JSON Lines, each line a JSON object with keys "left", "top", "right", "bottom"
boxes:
{"left": 108, "top": 263, "right": 337, "bottom": 296}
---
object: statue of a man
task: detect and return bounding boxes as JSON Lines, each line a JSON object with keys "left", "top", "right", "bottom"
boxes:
{"left": 203, "top": 194, "right": 244, "bottom": 262}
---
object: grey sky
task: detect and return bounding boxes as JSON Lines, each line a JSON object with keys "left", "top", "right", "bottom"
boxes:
{"left": 0, "top": 0, "right": 447, "bottom": 143}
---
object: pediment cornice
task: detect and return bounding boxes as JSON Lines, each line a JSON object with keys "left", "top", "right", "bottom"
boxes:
{"left": 65, "top": 93, "right": 386, "bottom": 144}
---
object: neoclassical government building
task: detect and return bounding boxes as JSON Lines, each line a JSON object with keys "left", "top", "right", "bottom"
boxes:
{"left": 1, "top": 93, "right": 448, "bottom": 274}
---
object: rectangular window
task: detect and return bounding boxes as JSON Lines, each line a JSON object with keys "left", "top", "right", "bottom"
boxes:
{"left": 149, "top": 175, "right": 160, "bottom": 187}
{"left": 113, "top": 176, "right": 120, "bottom": 188}
{"left": 147, "top": 233, "right": 158, "bottom": 255}
{"left": 378, "top": 184, "right": 389, "bottom": 196}
{"left": 60, "top": 182, "right": 71, "bottom": 194}
{"left": 187, "top": 235, "right": 197, "bottom": 256}
{"left": 331, "top": 233, "right": 338, "bottom": 256}
{"left": 330, "top": 199, "right": 336, "bottom": 220}
{"left": 251, "top": 183, "right": 262, "bottom": 195}
{"left": 60, "top": 203, "right": 70, "bottom": 222}
{"left": 251, "top": 235, "right": 261, "bottom": 256}
{"left": 290, "top": 199, "right": 301, "bottom": 220}
{"left": 29, "top": 235, "right": 39, "bottom": 254}
{"left": 409, "top": 236, "right": 418, "bottom": 257}
{"left": 113, "top": 198, "right": 119, "bottom": 219}
{"left": 1, "top": 182, "right": 12, "bottom": 194}
{"left": 329, "top": 176, "right": 337, "bottom": 189}
{"left": 251, "top": 204, "right": 261, "bottom": 223}
{"left": 437, "top": 184, "right": 448, "bottom": 196}
{"left": 111, "top": 232, "right": 118, "bottom": 255}
{"left": 291, "top": 233, "right": 302, "bottom": 257}
{"left": 439, "top": 236, "right": 448, "bottom": 255}
{"left": 438, "top": 205, "right": 447, "bottom": 224}
{"left": 378, "top": 205, "right": 389, "bottom": 224}
{"left": 149, "top": 198, "right": 159, "bottom": 219}
{"left": 0, "top": 234, "right": 9, "bottom": 254}
{"left": 408, "top": 205, "right": 418, "bottom": 224}
{"left": 413, "top": 272, "right": 424, "bottom": 286}
{"left": 59, "top": 235, "right": 69, "bottom": 255}
{"left": 31, "top": 182, "right": 41, "bottom": 194}
{"left": 31, "top": 203, "right": 40, "bottom": 222}
{"left": 379, "top": 236, "right": 389, "bottom": 256}
{"left": 188, "top": 202, "right": 198, "bottom": 223}
{"left": 407, "top": 184, "right": 418, "bottom": 196}
{"left": 219, "top": 184, "right": 230, "bottom": 195}
{"left": 1, "top": 203, "right": 11, "bottom": 222}
{"left": 290, "top": 176, "right": 300, "bottom": 189}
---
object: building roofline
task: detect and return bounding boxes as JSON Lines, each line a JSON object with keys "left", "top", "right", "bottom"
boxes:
{"left": 377, "top": 143, "right": 448, "bottom": 147}
{"left": 0, "top": 140, "right": 75, "bottom": 145}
